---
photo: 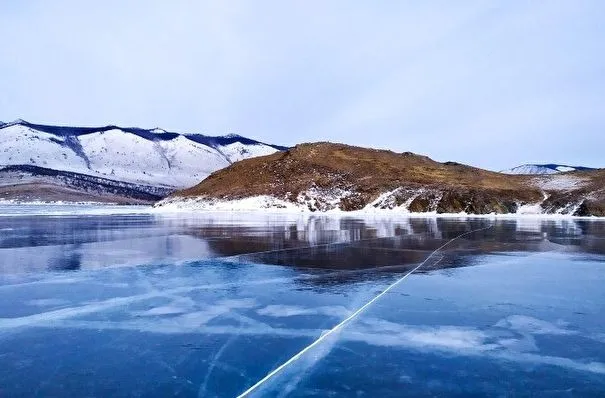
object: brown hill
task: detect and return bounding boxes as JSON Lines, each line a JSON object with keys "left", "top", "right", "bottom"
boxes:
{"left": 166, "top": 142, "right": 604, "bottom": 216}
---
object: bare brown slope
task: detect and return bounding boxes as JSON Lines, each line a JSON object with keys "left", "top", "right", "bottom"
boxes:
{"left": 174, "top": 142, "right": 546, "bottom": 213}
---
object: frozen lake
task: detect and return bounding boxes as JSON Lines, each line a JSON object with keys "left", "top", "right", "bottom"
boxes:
{"left": 0, "top": 206, "right": 604, "bottom": 396}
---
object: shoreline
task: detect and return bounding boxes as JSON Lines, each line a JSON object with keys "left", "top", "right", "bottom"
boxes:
{"left": 0, "top": 201, "right": 604, "bottom": 220}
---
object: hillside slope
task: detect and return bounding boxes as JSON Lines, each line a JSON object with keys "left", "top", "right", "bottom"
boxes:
{"left": 0, "top": 120, "right": 284, "bottom": 189}
{"left": 0, "top": 120, "right": 285, "bottom": 203}
{"left": 158, "top": 142, "right": 604, "bottom": 216}
{"left": 0, "top": 165, "right": 170, "bottom": 204}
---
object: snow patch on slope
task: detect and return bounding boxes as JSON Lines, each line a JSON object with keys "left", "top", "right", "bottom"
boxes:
{"left": 294, "top": 186, "right": 353, "bottom": 211}
{"left": 217, "top": 142, "right": 279, "bottom": 163}
{"left": 533, "top": 175, "right": 589, "bottom": 191}
{"left": 516, "top": 202, "right": 544, "bottom": 215}
{"left": 157, "top": 136, "right": 229, "bottom": 186}
{"left": 156, "top": 196, "right": 299, "bottom": 212}
{"left": 78, "top": 131, "right": 235, "bottom": 187}
{"left": 366, "top": 188, "right": 421, "bottom": 212}
{"left": 156, "top": 187, "right": 355, "bottom": 212}
{"left": 78, "top": 130, "right": 168, "bottom": 185}
{"left": 0, "top": 124, "right": 89, "bottom": 172}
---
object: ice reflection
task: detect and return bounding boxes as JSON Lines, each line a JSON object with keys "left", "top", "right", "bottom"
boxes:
{"left": 1, "top": 213, "right": 604, "bottom": 276}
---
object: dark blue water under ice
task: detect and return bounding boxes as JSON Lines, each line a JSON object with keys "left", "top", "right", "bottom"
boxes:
{"left": 0, "top": 206, "right": 604, "bottom": 396}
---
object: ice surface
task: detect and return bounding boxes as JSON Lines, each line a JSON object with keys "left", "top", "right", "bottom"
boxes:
{"left": 0, "top": 210, "right": 604, "bottom": 396}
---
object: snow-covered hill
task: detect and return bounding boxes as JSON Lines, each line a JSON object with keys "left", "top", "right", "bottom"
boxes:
{"left": 0, "top": 120, "right": 285, "bottom": 189}
{"left": 501, "top": 164, "right": 595, "bottom": 175}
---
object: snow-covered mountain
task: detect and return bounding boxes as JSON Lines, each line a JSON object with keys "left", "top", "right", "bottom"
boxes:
{"left": 501, "top": 164, "right": 595, "bottom": 175}
{"left": 0, "top": 120, "right": 286, "bottom": 189}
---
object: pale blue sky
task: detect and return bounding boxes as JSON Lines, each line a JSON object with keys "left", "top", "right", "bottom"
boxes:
{"left": 1, "top": 1, "right": 603, "bottom": 170}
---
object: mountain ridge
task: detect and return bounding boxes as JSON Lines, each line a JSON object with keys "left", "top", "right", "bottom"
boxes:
{"left": 0, "top": 119, "right": 287, "bottom": 151}
{"left": 0, "top": 120, "right": 286, "bottom": 203}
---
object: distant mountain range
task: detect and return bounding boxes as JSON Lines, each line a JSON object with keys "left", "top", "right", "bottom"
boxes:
{"left": 2, "top": 120, "right": 602, "bottom": 215}
{"left": 502, "top": 164, "right": 596, "bottom": 175}
{"left": 158, "top": 142, "right": 605, "bottom": 217}
{"left": 0, "top": 120, "right": 285, "bottom": 203}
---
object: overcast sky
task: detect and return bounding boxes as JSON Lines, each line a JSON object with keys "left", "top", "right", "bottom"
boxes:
{"left": 1, "top": 1, "right": 603, "bottom": 170}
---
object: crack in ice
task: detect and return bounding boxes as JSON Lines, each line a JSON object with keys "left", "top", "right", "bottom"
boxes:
{"left": 236, "top": 225, "right": 494, "bottom": 397}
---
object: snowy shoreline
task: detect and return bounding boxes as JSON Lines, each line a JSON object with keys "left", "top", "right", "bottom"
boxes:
{"left": 152, "top": 196, "right": 605, "bottom": 220}
{"left": 0, "top": 199, "right": 603, "bottom": 220}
